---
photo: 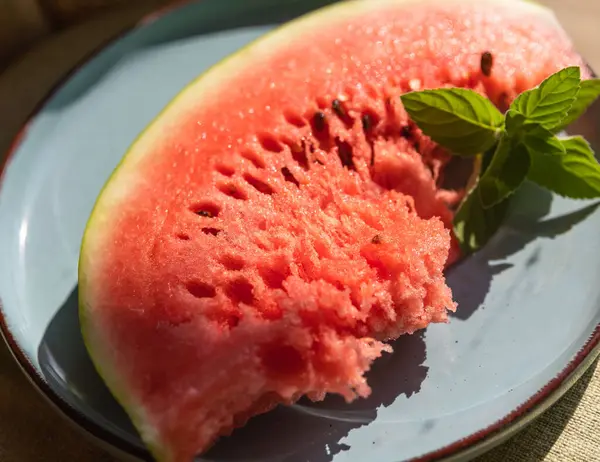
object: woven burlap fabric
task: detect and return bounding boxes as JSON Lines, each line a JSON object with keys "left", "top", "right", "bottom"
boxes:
{"left": 474, "top": 360, "right": 600, "bottom": 462}
{"left": 0, "top": 1, "right": 598, "bottom": 461}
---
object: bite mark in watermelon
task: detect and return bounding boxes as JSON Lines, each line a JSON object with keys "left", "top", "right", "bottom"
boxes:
{"left": 78, "top": 0, "right": 590, "bottom": 460}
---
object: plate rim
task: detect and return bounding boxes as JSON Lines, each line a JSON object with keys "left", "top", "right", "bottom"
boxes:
{"left": 0, "top": 1, "right": 599, "bottom": 461}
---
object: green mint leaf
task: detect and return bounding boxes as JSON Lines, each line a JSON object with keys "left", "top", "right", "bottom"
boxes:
{"left": 478, "top": 136, "right": 531, "bottom": 208}
{"left": 554, "top": 78, "right": 600, "bottom": 131}
{"left": 511, "top": 66, "right": 581, "bottom": 130}
{"left": 505, "top": 110, "right": 526, "bottom": 137}
{"left": 527, "top": 136, "right": 600, "bottom": 199}
{"left": 480, "top": 144, "right": 496, "bottom": 174}
{"left": 453, "top": 184, "right": 510, "bottom": 254}
{"left": 400, "top": 88, "right": 503, "bottom": 156}
{"left": 506, "top": 113, "right": 565, "bottom": 155}
{"left": 523, "top": 125, "right": 566, "bottom": 156}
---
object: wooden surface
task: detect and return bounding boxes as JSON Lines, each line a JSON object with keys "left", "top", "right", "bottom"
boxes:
{"left": 0, "top": 1, "right": 598, "bottom": 461}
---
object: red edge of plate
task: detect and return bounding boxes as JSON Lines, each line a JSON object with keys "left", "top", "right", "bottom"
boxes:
{"left": 412, "top": 325, "right": 600, "bottom": 462}
{"left": 0, "top": 2, "right": 599, "bottom": 462}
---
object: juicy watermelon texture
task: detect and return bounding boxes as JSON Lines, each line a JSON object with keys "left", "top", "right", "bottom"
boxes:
{"left": 80, "top": 1, "right": 590, "bottom": 460}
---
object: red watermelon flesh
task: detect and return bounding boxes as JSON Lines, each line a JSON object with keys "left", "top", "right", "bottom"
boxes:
{"left": 78, "top": 0, "right": 590, "bottom": 460}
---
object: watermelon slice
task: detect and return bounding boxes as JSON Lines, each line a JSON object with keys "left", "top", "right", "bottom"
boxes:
{"left": 78, "top": 0, "right": 589, "bottom": 460}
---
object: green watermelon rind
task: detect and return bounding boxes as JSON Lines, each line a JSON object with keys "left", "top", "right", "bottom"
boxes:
{"left": 77, "top": 0, "right": 558, "bottom": 460}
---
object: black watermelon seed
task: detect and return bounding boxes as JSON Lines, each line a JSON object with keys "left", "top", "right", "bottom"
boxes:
{"left": 480, "top": 51, "right": 493, "bottom": 77}
{"left": 313, "top": 111, "right": 326, "bottom": 131}
{"left": 335, "top": 139, "right": 355, "bottom": 170}
{"left": 332, "top": 99, "right": 345, "bottom": 117}
{"left": 371, "top": 234, "right": 382, "bottom": 244}
{"left": 361, "top": 114, "right": 372, "bottom": 131}
{"left": 196, "top": 210, "right": 214, "bottom": 218}
{"left": 202, "top": 227, "right": 221, "bottom": 236}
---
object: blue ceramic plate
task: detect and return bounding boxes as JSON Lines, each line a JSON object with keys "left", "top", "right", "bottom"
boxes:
{"left": 0, "top": 1, "right": 599, "bottom": 461}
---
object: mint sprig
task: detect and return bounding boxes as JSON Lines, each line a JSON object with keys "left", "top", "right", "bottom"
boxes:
{"left": 511, "top": 66, "right": 581, "bottom": 130}
{"left": 554, "top": 79, "right": 600, "bottom": 130}
{"left": 400, "top": 88, "right": 503, "bottom": 156}
{"left": 453, "top": 185, "right": 510, "bottom": 253}
{"left": 478, "top": 138, "right": 530, "bottom": 209}
{"left": 528, "top": 136, "right": 600, "bottom": 198}
{"left": 523, "top": 125, "right": 566, "bottom": 157}
{"left": 400, "top": 66, "right": 600, "bottom": 254}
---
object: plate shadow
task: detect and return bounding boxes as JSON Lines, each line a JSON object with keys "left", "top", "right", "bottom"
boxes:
{"left": 37, "top": 287, "right": 144, "bottom": 450}
{"left": 202, "top": 332, "right": 427, "bottom": 462}
{"left": 39, "top": 286, "right": 428, "bottom": 462}
{"left": 447, "top": 182, "right": 600, "bottom": 321}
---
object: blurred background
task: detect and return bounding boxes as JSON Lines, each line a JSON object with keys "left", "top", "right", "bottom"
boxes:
{"left": 1, "top": 0, "right": 599, "bottom": 71}
{"left": 1, "top": 0, "right": 599, "bottom": 73}
{"left": 0, "top": 0, "right": 173, "bottom": 69}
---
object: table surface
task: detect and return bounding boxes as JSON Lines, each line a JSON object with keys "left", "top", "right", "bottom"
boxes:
{"left": 0, "top": 1, "right": 599, "bottom": 461}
